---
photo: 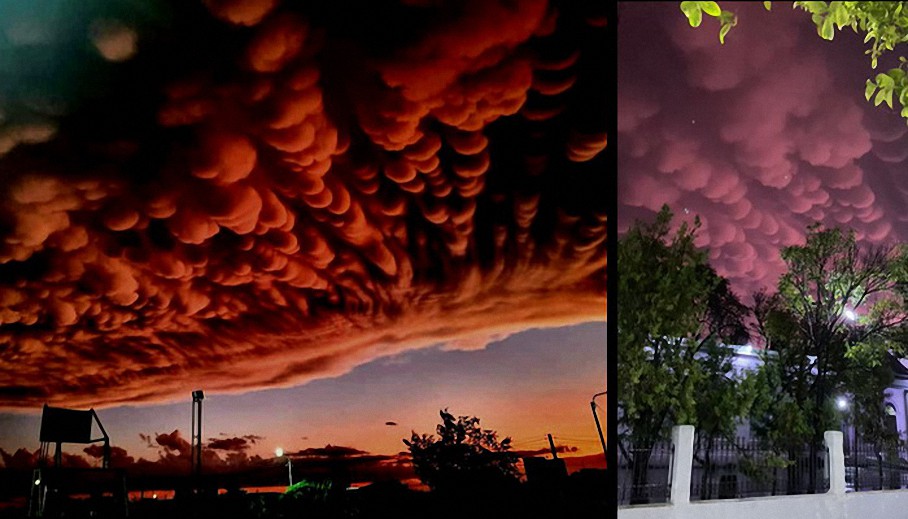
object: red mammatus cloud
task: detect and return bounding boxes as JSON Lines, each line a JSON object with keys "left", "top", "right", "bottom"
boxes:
{"left": 0, "top": 0, "right": 607, "bottom": 408}
{"left": 619, "top": 2, "right": 908, "bottom": 297}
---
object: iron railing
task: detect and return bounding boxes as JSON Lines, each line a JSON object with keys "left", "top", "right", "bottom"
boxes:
{"left": 689, "top": 434, "right": 829, "bottom": 500}
{"left": 844, "top": 435, "right": 908, "bottom": 491}
{"left": 617, "top": 439, "right": 674, "bottom": 505}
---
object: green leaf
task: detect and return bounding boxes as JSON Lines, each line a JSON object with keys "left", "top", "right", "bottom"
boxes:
{"left": 700, "top": 1, "right": 721, "bottom": 17}
{"left": 834, "top": 7, "right": 848, "bottom": 28}
{"left": 719, "top": 23, "right": 732, "bottom": 44}
{"left": 877, "top": 73, "right": 895, "bottom": 88}
{"left": 764, "top": 1, "right": 771, "bottom": 10}
{"left": 875, "top": 88, "right": 887, "bottom": 106}
{"left": 803, "top": 1, "right": 828, "bottom": 14}
{"left": 866, "top": 79, "right": 878, "bottom": 101}
{"left": 820, "top": 17, "right": 835, "bottom": 40}
{"left": 680, "top": 1, "right": 703, "bottom": 27}
{"left": 719, "top": 10, "right": 731, "bottom": 23}
{"left": 875, "top": 87, "right": 894, "bottom": 108}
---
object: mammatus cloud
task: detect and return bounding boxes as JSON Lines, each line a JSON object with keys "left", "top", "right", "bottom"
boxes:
{"left": 619, "top": 2, "right": 908, "bottom": 297}
{"left": 0, "top": 0, "right": 607, "bottom": 408}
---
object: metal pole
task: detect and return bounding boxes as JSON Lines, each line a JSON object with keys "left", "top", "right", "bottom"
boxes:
{"left": 287, "top": 458, "right": 293, "bottom": 487}
{"left": 592, "top": 392, "right": 607, "bottom": 462}
{"left": 548, "top": 434, "right": 559, "bottom": 459}
{"left": 191, "top": 399, "right": 196, "bottom": 478}
{"left": 196, "top": 398, "right": 203, "bottom": 477}
{"left": 191, "top": 390, "right": 204, "bottom": 483}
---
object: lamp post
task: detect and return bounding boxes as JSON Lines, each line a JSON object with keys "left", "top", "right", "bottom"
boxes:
{"left": 275, "top": 448, "right": 293, "bottom": 487}
{"left": 592, "top": 391, "right": 607, "bottom": 462}
{"left": 836, "top": 395, "right": 857, "bottom": 490}
{"left": 191, "top": 390, "right": 204, "bottom": 482}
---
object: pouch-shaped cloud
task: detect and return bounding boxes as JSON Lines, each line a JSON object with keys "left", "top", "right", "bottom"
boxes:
{"left": 0, "top": 0, "right": 607, "bottom": 409}
{"left": 619, "top": 2, "right": 908, "bottom": 297}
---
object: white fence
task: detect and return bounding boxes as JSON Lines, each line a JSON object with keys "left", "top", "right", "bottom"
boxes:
{"left": 619, "top": 426, "right": 908, "bottom": 519}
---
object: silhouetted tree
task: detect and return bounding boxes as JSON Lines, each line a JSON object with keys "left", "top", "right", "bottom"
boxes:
{"left": 403, "top": 409, "right": 519, "bottom": 494}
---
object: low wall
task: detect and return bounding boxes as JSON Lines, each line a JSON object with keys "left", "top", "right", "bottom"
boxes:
{"left": 619, "top": 491, "right": 908, "bottom": 519}
{"left": 618, "top": 427, "right": 908, "bottom": 519}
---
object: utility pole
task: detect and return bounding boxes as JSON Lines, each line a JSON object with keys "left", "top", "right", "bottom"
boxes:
{"left": 592, "top": 391, "right": 607, "bottom": 462}
{"left": 548, "top": 433, "right": 559, "bottom": 459}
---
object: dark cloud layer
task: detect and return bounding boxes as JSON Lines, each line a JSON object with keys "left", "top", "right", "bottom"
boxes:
{"left": 0, "top": 1, "right": 608, "bottom": 408}
{"left": 619, "top": 2, "right": 908, "bottom": 297}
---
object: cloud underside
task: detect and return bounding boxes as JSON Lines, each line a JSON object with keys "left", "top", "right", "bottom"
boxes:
{"left": 619, "top": 2, "right": 908, "bottom": 297}
{"left": 0, "top": 0, "right": 607, "bottom": 409}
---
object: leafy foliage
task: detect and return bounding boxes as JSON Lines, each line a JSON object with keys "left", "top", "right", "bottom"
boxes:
{"left": 749, "top": 225, "right": 908, "bottom": 478}
{"left": 403, "top": 409, "right": 519, "bottom": 493}
{"left": 618, "top": 206, "right": 750, "bottom": 439}
{"left": 618, "top": 206, "right": 751, "bottom": 501}
{"left": 682, "top": 2, "right": 908, "bottom": 124}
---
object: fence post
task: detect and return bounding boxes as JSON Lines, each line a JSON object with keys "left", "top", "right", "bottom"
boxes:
{"left": 670, "top": 425, "right": 695, "bottom": 505}
{"left": 825, "top": 430, "right": 846, "bottom": 496}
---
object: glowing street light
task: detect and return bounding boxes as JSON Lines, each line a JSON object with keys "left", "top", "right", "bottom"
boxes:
{"left": 836, "top": 396, "right": 849, "bottom": 411}
{"left": 275, "top": 447, "right": 292, "bottom": 487}
{"left": 844, "top": 309, "right": 856, "bottom": 322}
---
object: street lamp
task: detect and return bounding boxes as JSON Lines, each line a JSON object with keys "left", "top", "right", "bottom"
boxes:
{"left": 591, "top": 391, "right": 607, "bottom": 462}
{"left": 275, "top": 447, "right": 292, "bottom": 487}
{"left": 835, "top": 395, "right": 858, "bottom": 490}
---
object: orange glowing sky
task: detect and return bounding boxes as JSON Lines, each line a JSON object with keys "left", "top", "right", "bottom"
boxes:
{"left": 0, "top": 0, "right": 607, "bottom": 484}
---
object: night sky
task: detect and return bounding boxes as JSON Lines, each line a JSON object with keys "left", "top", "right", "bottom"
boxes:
{"left": 620, "top": 2, "right": 908, "bottom": 298}
{"left": 0, "top": 0, "right": 607, "bottom": 484}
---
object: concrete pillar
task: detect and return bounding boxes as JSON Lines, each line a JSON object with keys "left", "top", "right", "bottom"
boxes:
{"left": 670, "top": 425, "right": 695, "bottom": 505}
{"left": 825, "top": 430, "right": 846, "bottom": 496}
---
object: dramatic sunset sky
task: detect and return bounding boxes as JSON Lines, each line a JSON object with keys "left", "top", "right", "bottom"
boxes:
{"left": 0, "top": 0, "right": 607, "bottom": 482}
{"left": 620, "top": 2, "right": 908, "bottom": 298}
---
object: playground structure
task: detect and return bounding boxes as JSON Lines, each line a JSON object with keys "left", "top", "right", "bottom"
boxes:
{"left": 29, "top": 404, "right": 128, "bottom": 518}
